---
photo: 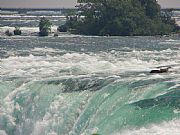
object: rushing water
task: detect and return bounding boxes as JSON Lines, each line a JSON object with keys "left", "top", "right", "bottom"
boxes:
{"left": 0, "top": 10, "right": 180, "bottom": 135}
{"left": 0, "top": 9, "right": 66, "bottom": 36}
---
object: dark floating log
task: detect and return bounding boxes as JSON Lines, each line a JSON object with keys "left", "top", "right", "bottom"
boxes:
{"left": 150, "top": 67, "right": 171, "bottom": 73}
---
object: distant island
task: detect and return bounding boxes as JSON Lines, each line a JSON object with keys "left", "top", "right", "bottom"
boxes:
{"left": 63, "top": 0, "right": 180, "bottom": 36}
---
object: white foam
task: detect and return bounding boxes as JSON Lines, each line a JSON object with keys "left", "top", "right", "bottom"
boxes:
{"left": 0, "top": 49, "right": 180, "bottom": 81}
{"left": 0, "top": 14, "right": 66, "bottom": 18}
{"left": 32, "top": 47, "right": 62, "bottom": 54}
{"left": 26, "top": 10, "right": 62, "bottom": 15}
{"left": 0, "top": 10, "right": 18, "bottom": 14}
{"left": 166, "top": 39, "right": 176, "bottom": 42}
{"left": 159, "top": 39, "right": 180, "bottom": 45}
{"left": 31, "top": 90, "right": 91, "bottom": 135}
{"left": 0, "top": 130, "right": 7, "bottom": 135}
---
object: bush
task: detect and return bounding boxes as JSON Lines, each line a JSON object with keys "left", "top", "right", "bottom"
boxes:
{"left": 176, "top": 26, "right": 180, "bottom": 33}
{"left": 5, "top": 30, "right": 13, "bottom": 36}
{"left": 57, "top": 25, "right": 67, "bottom": 32}
{"left": 14, "top": 27, "right": 22, "bottom": 35}
{"left": 39, "top": 17, "right": 52, "bottom": 36}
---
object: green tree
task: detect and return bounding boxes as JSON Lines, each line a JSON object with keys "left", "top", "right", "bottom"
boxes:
{"left": 57, "top": 25, "right": 68, "bottom": 32}
{"left": 39, "top": 17, "right": 52, "bottom": 36}
{"left": 65, "top": 0, "right": 177, "bottom": 36}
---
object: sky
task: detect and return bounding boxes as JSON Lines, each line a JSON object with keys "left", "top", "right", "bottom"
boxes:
{"left": 0, "top": 0, "right": 180, "bottom": 9}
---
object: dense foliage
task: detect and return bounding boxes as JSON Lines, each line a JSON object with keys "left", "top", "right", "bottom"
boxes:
{"left": 65, "top": 0, "right": 178, "bottom": 36}
{"left": 39, "top": 17, "right": 52, "bottom": 36}
{"left": 14, "top": 27, "right": 22, "bottom": 35}
{"left": 57, "top": 25, "right": 68, "bottom": 32}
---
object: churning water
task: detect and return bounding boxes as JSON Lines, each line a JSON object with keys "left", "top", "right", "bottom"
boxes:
{"left": 0, "top": 10, "right": 180, "bottom": 135}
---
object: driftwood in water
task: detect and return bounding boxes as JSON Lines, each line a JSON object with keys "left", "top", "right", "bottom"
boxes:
{"left": 150, "top": 67, "right": 171, "bottom": 73}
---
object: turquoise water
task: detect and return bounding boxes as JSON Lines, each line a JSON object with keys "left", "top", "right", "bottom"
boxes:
{"left": 0, "top": 10, "right": 180, "bottom": 135}
{"left": 0, "top": 36, "right": 180, "bottom": 135}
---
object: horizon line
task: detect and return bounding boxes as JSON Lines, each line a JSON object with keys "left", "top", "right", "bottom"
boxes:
{"left": 0, "top": 7, "right": 76, "bottom": 10}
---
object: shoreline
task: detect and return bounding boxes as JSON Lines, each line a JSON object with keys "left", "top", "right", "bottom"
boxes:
{"left": 0, "top": 33, "right": 179, "bottom": 38}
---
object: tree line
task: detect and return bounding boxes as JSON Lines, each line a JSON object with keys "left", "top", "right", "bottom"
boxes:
{"left": 64, "top": 0, "right": 179, "bottom": 36}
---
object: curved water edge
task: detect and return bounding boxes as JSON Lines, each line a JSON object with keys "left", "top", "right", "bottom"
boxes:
{"left": 0, "top": 76, "right": 179, "bottom": 135}
{"left": 0, "top": 36, "right": 180, "bottom": 135}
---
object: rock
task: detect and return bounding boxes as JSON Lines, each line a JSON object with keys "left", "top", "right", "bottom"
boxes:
{"left": 5, "top": 30, "right": 13, "bottom": 36}
{"left": 14, "top": 27, "right": 22, "bottom": 35}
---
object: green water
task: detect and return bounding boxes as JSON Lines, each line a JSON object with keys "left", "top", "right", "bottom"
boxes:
{"left": 0, "top": 36, "right": 180, "bottom": 135}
